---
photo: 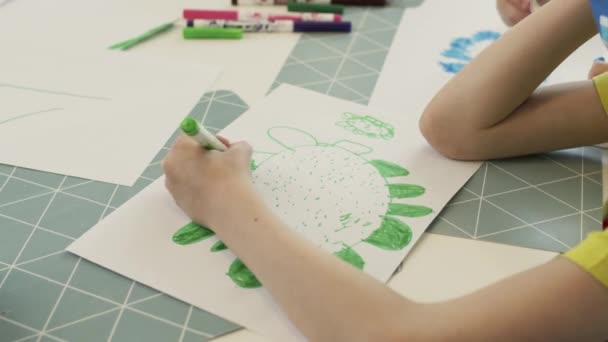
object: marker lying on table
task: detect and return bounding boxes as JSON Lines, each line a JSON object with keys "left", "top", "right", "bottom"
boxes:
{"left": 180, "top": 118, "right": 227, "bottom": 151}
{"left": 287, "top": 2, "right": 344, "bottom": 14}
{"left": 233, "top": 0, "right": 385, "bottom": 5}
{"left": 183, "top": 27, "right": 243, "bottom": 39}
{"left": 186, "top": 19, "right": 352, "bottom": 33}
{"left": 183, "top": 8, "right": 341, "bottom": 22}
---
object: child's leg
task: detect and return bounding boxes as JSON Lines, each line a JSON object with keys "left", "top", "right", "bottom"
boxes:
{"left": 420, "top": 0, "right": 608, "bottom": 160}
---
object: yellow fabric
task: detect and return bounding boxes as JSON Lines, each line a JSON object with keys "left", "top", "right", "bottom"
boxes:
{"left": 564, "top": 231, "right": 608, "bottom": 288}
{"left": 593, "top": 72, "right": 608, "bottom": 114}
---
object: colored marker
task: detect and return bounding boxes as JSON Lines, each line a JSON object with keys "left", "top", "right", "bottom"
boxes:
{"left": 183, "top": 9, "right": 341, "bottom": 22}
{"left": 232, "top": 0, "right": 288, "bottom": 4}
{"left": 187, "top": 20, "right": 352, "bottom": 33}
{"left": 180, "top": 118, "right": 227, "bottom": 151}
{"left": 183, "top": 27, "right": 243, "bottom": 39}
{"left": 233, "top": 0, "right": 385, "bottom": 5}
{"left": 287, "top": 2, "right": 344, "bottom": 14}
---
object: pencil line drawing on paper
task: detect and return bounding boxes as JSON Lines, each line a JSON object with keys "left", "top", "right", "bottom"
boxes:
{"left": 439, "top": 30, "right": 500, "bottom": 74}
{"left": 0, "top": 108, "right": 62, "bottom": 126}
{"left": 336, "top": 112, "right": 395, "bottom": 140}
{"left": 2, "top": 84, "right": 111, "bottom": 101}
{"left": 172, "top": 126, "right": 433, "bottom": 289}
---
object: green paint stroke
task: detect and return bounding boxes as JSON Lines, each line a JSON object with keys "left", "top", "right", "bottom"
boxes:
{"left": 228, "top": 259, "right": 262, "bottom": 288}
{"left": 340, "top": 213, "right": 352, "bottom": 222}
{"left": 334, "top": 245, "right": 365, "bottom": 270}
{"left": 250, "top": 159, "right": 257, "bottom": 171}
{"left": 211, "top": 240, "right": 228, "bottom": 252}
{"left": 388, "top": 203, "right": 433, "bottom": 218}
{"left": 172, "top": 222, "right": 214, "bottom": 245}
{"left": 364, "top": 216, "right": 412, "bottom": 250}
{"left": 370, "top": 160, "right": 409, "bottom": 177}
{"left": 336, "top": 113, "right": 395, "bottom": 140}
{"left": 387, "top": 184, "right": 425, "bottom": 199}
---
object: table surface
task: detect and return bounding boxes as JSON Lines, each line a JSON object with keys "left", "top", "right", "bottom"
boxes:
{"left": 0, "top": 1, "right": 602, "bottom": 341}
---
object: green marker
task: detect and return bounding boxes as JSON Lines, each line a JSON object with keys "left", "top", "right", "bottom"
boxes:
{"left": 183, "top": 27, "right": 243, "bottom": 39}
{"left": 180, "top": 118, "right": 227, "bottom": 151}
{"left": 288, "top": 2, "right": 344, "bottom": 14}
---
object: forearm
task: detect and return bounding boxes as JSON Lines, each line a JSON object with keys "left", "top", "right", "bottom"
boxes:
{"left": 432, "top": 257, "right": 608, "bottom": 341}
{"left": 426, "top": 0, "right": 596, "bottom": 130}
{"left": 210, "top": 187, "right": 427, "bottom": 341}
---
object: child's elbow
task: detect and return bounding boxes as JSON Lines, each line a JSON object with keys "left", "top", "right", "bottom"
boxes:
{"left": 419, "top": 106, "right": 486, "bottom": 161}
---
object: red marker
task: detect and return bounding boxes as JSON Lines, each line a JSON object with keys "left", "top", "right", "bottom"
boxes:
{"left": 183, "top": 9, "right": 342, "bottom": 22}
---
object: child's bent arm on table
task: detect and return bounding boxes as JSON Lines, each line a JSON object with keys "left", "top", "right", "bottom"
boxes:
{"left": 163, "top": 136, "right": 608, "bottom": 341}
{"left": 420, "top": 0, "right": 608, "bottom": 160}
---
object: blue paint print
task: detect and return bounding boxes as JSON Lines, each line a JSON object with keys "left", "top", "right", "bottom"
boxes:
{"left": 439, "top": 30, "right": 500, "bottom": 74}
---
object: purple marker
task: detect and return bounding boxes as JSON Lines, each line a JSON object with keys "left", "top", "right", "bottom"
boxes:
{"left": 186, "top": 19, "right": 351, "bottom": 33}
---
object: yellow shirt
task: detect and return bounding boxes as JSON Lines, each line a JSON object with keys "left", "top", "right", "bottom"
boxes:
{"left": 564, "top": 231, "right": 608, "bottom": 288}
{"left": 593, "top": 71, "right": 608, "bottom": 113}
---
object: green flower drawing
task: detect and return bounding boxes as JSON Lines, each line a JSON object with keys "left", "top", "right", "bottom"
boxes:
{"left": 172, "top": 127, "right": 432, "bottom": 289}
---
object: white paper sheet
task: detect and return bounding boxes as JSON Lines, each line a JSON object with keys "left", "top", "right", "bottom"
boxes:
{"left": 69, "top": 85, "right": 481, "bottom": 341}
{"left": 370, "top": 0, "right": 604, "bottom": 113}
{"left": 0, "top": 0, "right": 299, "bottom": 104}
{"left": 0, "top": 52, "right": 220, "bottom": 185}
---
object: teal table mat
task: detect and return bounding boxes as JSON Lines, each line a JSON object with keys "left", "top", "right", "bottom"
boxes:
{"left": 0, "top": 1, "right": 602, "bottom": 341}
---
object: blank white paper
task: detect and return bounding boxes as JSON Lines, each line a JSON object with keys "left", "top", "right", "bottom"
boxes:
{"left": 0, "top": 52, "right": 220, "bottom": 185}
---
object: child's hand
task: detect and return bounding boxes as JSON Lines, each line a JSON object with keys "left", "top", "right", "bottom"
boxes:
{"left": 497, "top": 0, "right": 531, "bottom": 26}
{"left": 589, "top": 61, "right": 608, "bottom": 79}
{"left": 163, "top": 135, "right": 255, "bottom": 227}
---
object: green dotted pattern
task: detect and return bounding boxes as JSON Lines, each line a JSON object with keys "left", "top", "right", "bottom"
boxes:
{"left": 0, "top": 1, "right": 602, "bottom": 340}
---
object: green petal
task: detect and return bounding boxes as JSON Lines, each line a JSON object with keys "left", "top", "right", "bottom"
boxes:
{"left": 227, "top": 259, "right": 262, "bottom": 288}
{"left": 387, "top": 203, "right": 433, "bottom": 217}
{"left": 364, "top": 217, "right": 413, "bottom": 250}
{"left": 370, "top": 160, "right": 409, "bottom": 177}
{"left": 210, "top": 240, "right": 228, "bottom": 252}
{"left": 387, "top": 184, "right": 425, "bottom": 198}
{"left": 334, "top": 246, "right": 365, "bottom": 270}
{"left": 172, "top": 222, "right": 214, "bottom": 245}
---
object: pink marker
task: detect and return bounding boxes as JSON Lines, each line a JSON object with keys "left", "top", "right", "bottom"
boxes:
{"left": 183, "top": 9, "right": 342, "bottom": 22}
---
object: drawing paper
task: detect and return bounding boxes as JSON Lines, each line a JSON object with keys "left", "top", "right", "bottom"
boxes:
{"left": 370, "top": 0, "right": 604, "bottom": 113}
{"left": 69, "top": 85, "right": 481, "bottom": 341}
{"left": 0, "top": 52, "right": 220, "bottom": 185}
{"left": 0, "top": 0, "right": 299, "bottom": 104}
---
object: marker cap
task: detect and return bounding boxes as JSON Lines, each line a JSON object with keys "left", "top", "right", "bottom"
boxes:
{"left": 288, "top": 2, "right": 344, "bottom": 14}
{"left": 183, "top": 27, "right": 243, "bottom": 39}
{"left": 181, "top": 118, "right": 200, "bottom": 136}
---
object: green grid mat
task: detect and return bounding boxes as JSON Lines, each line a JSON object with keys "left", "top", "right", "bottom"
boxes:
{"left": 0, "top": 0, "right": 602, "bottom": 340}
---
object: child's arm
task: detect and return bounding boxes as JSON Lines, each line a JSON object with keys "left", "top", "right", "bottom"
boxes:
{"left": 164, "top": 136, "right": 608, "bottom": 341}
{"left": 420, "top": 0, "right": 608, "bottom": 160}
